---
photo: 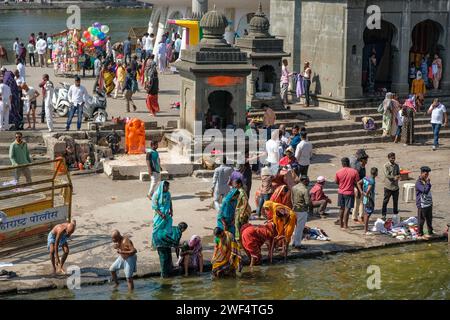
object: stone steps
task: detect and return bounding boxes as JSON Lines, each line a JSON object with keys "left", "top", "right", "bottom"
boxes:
{"left": 311, "top": 134, "right": 392, "bottom": 148}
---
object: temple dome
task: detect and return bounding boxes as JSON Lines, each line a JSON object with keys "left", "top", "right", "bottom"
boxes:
{"left": 199, "top": 6, "right": 229, "bottom": 36}
{"left": 248, "top": 2, "right": 270, "bottom": 37}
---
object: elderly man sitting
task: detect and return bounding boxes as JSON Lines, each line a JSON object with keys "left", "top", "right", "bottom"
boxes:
{"left": 309, "top": 176, "right": 332, "bottom": 217}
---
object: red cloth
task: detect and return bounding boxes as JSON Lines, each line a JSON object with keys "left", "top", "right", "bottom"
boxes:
{"left": 279, "top": 156, "right": 291, "bottom": 166}
{"left": 146, "top": 94, "right": 160, "bottom": 115}
{"left": 309, "top": 183, "right": 329, "bottom": 201}
{"left": 241, "top": 223, "right": 275, "bottom": 264}
{"left": 335, "top": 167, "right": 359, "bottom": 195}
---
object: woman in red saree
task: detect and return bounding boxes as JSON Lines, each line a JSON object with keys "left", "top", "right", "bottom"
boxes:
{"left": 143, "top": 56, "right": 160, "bottom": 116}
{"left": 270, "top": 185, "right": 292, "bottom": 208}
{"left": 241, "top": 221, "right": 277, "bottom": 266}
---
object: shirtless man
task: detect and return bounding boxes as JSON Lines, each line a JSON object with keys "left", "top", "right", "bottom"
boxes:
{"left": 48, "top": 220, "right": 76, "bottom": 274}
{"left": 109, "top": 229, "right": 137, "bottom": 291}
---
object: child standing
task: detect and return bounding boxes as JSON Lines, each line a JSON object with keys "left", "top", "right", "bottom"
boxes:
{"left": 358, "top": 167, "right": 378, "bottom": 234}
{"left": 394, "top": 106, "right": 404, "bottom": 143}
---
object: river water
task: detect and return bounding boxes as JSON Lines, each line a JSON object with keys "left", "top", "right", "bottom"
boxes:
{"left": 4, "top": 242, "right": 450, "bottom": 300}
{"left": 0, "top": 8, "right": 151, "bottom": 59}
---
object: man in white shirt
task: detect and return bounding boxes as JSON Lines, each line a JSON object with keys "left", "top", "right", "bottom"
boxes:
{"left": 0, "top": 81, "right": 12, "bottom": 131}
{"left": 144, "top": 33, "right": 155, "bottom": 58}
{"left": 174, "top": 34, "right": 182, "bottom": 61}
{"left": 66, "top": 76, "right": 88, "bottom": 131}
{"left": 141, "top": 34, "right": 148, "bottom": 61}
{"left": 295, "top": 131, "right": 313, "bottom": 176}
{"left": 13, "top": 38, "right": 19, "bottom": 58}
{"left": 16, "top": 58, "right": 26, "bottom": 83}
{"left": 265, "top": 129, "right": 280, "bottom": 175}
{"left": 156, "top": 40, "right": 167, "bottom": 73}
{"left": 35, "top": 37, "right": 47, "bottom": 67}
{"left": 427, "top": 98, "right": 448, "bottom": 150}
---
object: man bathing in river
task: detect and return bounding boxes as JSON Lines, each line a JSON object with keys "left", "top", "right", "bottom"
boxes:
{"left": 48, "top": 220, "right": 76, "bottom": 275}
{"left": 109, "top": 229, "right": 138, "bottom": 291}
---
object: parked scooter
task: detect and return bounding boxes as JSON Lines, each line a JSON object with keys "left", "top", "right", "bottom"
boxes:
{"left": 52, "top": 82, "right": 71, "bottom": 117}
{"left": 83, "top": 88, "right": 108, "bottom": 124}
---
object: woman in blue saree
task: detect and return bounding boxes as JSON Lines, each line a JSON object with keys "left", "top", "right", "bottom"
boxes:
{"left": 152, "top": 181, "right": 173, "bottom": 248}
{"left": 216, "top": 188, "right": 239, "bottom": 237}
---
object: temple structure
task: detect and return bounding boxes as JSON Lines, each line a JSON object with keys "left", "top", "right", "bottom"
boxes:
{"left": 175, "top": 7, "right": 255, "bottom": 136}
{"left": 235, "top": 3, "right": 289, "bottom": 110}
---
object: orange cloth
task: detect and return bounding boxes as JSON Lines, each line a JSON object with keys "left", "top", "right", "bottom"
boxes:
{"left": 125, "top": 118, "right": 146, "bottom": 154}
{"left": 262, "top": 201, "right": 296, "bottom": 246}
{"left": 411, "top": 79, "right": 426, "bottom": 95}
{"left": 270, "top": 185, "right": 292, "bottom": 208}
{"left": 241, "top": 222, "right": 276, "bottom": 264}
{"left": 146, "top": 94, "right": 160, "bottom": 116}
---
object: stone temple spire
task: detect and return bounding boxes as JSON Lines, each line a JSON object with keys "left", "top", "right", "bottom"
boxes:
{"left": 248, "top": 2, "right": 271, "bottom": 38}
{"left": 199, "top": 5, "right": 229, "bottom": 45}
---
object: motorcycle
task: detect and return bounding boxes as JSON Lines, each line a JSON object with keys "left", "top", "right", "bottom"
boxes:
{"left": 83, "top": 88, "right": 108, "bottom": 124}
{"left": 52, "top": 82, "right": 71, "bottom": 117}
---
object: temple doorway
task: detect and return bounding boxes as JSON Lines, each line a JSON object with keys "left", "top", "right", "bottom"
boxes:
{"left": 409, "top": 20, "right": 444, "bottom": 88}
{"left": 362, "top": 21, "right": 396, "bottom": 94}
{"left": 206, "top": 91, "right": 234, "bottom": 130}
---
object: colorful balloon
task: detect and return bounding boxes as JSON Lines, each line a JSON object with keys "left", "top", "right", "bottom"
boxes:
{"left": 100, "top": 25, "right": 109, "bottom": 33}
{"left": 93, "top": 22, "right": 102, "bottom": 29}
{"left": 83, "top": 31, "right": 91, "bottom": 39}
{"left": 93, "top": 39, "right": 103, "bottom": 47}
{"left": 91, "top": 28, "right": 100, "bottom": 36}
{"left": 88, "top": 27, "right": 94, "bottom": 34}
{"left": 98, "top": 32, "right": 106, "bottom": 40}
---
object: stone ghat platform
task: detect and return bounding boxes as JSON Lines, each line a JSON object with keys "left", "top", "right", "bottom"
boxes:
{"left": 103, "top": 150, "right": 197, "bottom": 180}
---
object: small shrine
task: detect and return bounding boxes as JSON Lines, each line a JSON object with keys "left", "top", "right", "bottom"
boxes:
{"left": 175, "top": 6, "right": 255, "bottom": 136}
{"left": 235, "top": 3, "right": 290, "bottom": 110}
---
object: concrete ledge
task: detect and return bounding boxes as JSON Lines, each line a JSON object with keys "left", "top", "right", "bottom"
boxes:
{"left": 192, "top": 170, "right": 215, "bottom": 178}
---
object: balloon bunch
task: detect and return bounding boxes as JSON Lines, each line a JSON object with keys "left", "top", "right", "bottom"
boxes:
{"left": 81, "top": 22, "right": 110, "bottom": 48}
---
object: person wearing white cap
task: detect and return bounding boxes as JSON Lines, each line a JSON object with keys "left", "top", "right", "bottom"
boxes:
{"left": 309, "top": 176, "right": 331, "bottom": 217}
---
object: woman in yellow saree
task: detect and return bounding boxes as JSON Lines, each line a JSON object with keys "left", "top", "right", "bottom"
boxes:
{"left": 262, "top": 200, "right": 296, "bottom": 256}
{"left": 102, "top": 65, "right": 116, "bottom": 96}
{"left": 211, "top": 227, "right": 242, "bottom": 277}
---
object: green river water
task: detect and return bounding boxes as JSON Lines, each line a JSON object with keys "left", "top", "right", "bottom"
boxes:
{"left": 0, "top": 8, "right": 151, "bottom": 59}
{"left": 4, "top": 242, "right": 450, "bottom": 300}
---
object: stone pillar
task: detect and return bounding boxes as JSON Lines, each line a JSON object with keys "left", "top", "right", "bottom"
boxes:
{"left": 192, "top": 0, "right": 208, "bottom": 20}
{"left": 269, "top": 0, "right": 301, "bottom": 72}
{"left": 342, "top": 6, "right": 364, "bottom": 98}
{"left": 148, "top": 9, "right": 156, "bottom": 35}
{"left": 391, "top": 2, "right": 411, "bottom": 95}
{"left": 441, "top": 5, "right": 450, "bottom": 92}
{"left": 224, "top": 8, "right": 236, "bottom": 44}
{"left": 153, "top": 6, "right": 169, "bottom": 56}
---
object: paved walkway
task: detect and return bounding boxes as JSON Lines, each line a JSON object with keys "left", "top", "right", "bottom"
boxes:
{"left": 0, "top": 140, "right": 449, "bottom": 294}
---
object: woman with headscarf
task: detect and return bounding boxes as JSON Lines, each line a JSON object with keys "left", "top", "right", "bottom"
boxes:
{"left": 262, "top": 201, "right": 296, "bottom": 256}
{"left": 154, "top": 221, "right": 188, "bottom": 278}
{"left": 211, "top": 227, "right": 242, "bottom": 277}
{"left": 217, "top": 188, "right": 239, "bottom": 236}
{"left": 270, "top": 185, "right": 292, "bottom": 208}
{"left": 401, "top": 95, "right": 416, "bottom": 145}
{"left": 380, "top": 92, "right": 394, "bottom": 137}
{"left": 411, "top": 71, "right": 426, "bottom": 111}
{"left": 143, "top": 55, "right": 160, "bottom": 116}
{"left": 432, "top": 53, "right": 442, "bottom": 90}
{"left": 102, "top": 62, "right": 116, "bottom": 96}
{"left": 151, "top": 181, "right": 173, "bottom": 248}
{"left": 1, "top": 68, "right": 22, "bottom": 130}
{"left": 241, "top": 221, "right": 277, "bottom": 267}
{"left": 177, "top": 235, "right": 203, "bottom": 276}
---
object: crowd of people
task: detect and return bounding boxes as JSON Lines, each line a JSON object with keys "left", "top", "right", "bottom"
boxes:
{"left": 378, "top": 91, "right": 447, "bottom": 150}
